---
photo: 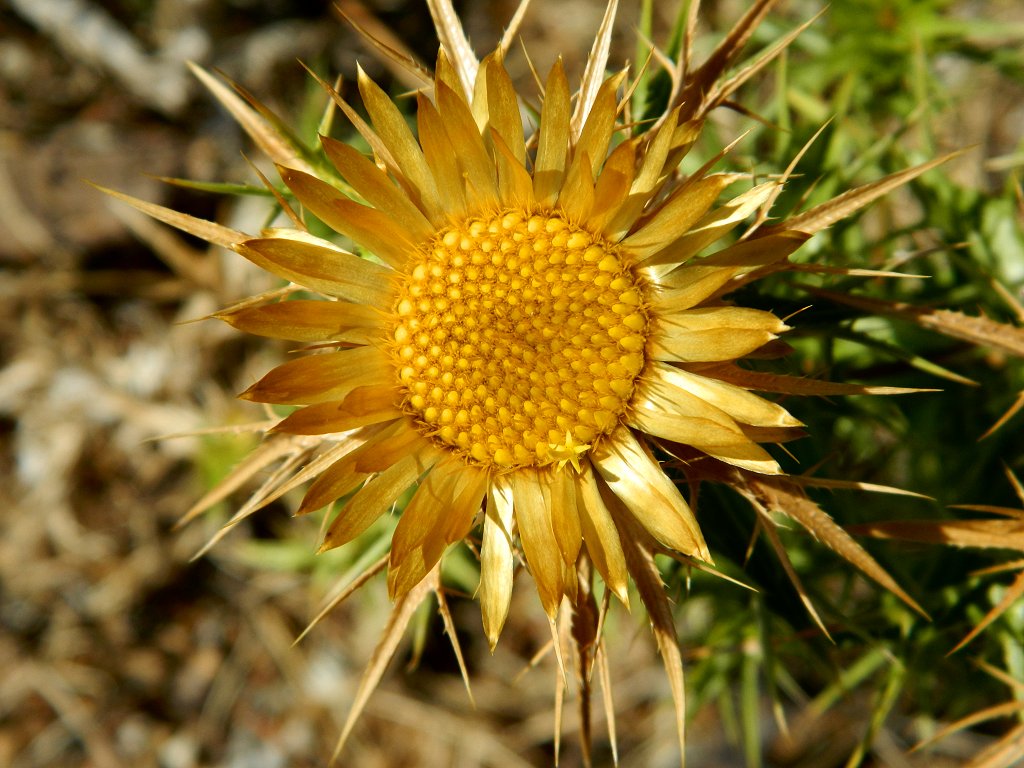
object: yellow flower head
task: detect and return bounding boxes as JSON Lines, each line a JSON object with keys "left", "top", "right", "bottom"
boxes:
{"left": 105, "top": 0, "right": 950, "bottom": 758}
{"left": 226, "top": 46, "right": 810, "bottom": 639}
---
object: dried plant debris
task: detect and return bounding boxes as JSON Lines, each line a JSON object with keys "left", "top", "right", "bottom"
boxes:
{"left": 5, "top": 0, "right": 1024, "bottom": 766}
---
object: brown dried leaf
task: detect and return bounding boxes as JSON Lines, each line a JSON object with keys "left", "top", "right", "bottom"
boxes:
{"left": 245, "top": 155, "right": 306, "bottom": 230}
{"left": 695, "top": 362, "right": 933, "bottom": 397}
{"left": 188, "top": 63, "right": 316, "bottom": 174}
{"left": 992, "top": 276, "right": 1024, "bottom": 324}
{"left": 775, "top": 152, "right": 962, "bottom": 235}
{"left": 967, "top": 723, "right": 1024, "bottom": 768}
{"left": 661, "top": 550, "right": 758, "bottom": 592}
{"left": 300, "top": 63, "right": 402, "bottom": 179}
{"left": 191, "top": 432, "right": 375, "bottom": 559}
{"left": 610, "top": 503, "right": 687, "bottom": 767}
{"left": 949, "top": 504, "right": 1024, "bottom": 520}
{"left": 553, "top": 604, "right": 569, "bottom": 766}
{"left": 790, "top": 476, "right": 932, "bottom": 500}
{"left": 778, "top": 263, "right": 929, "bottom": 280}
{"left": 848, "top": 505, "right": 1024, "bottom": 655}
{"left": 190, "top": 449, "right": 312, "bottom": 559}
{"left": 595, "top": 641, "right": 619, "bottom": 765}
{"left": 571, "top": 556, "right": 600, "bottom": 767}
{"left": 949, "top": 570, "right": 1024, "bottom": 654}
{"left": 981, "top": 390, "right": 1024, "bottom": 439}
{"left": 1008, "top": 466, "right": 1024, "bottom": 506}
{"left": 177, "top": 433, "right": 306, "bottom": 527}
{"left": 336, "top": 2, "right": 433, "bottom": 91}
{"left": 549, "top": 615, "right": 568, "bottom": 690}
{"left": 707, "top": 11, "right": 823, "bottom": 120}
{"left": 972, "top": 559, "right": 1024, "bottom": 577}
{"left": 148, "top": 419, "right": 279, "bottom": 443}
{"left": 744, "top": 496, "right": 832, "bottom": 639}
{"left": 848, "top": 519, "right": 1024, "bottom": 552}
{"left": 750, "top": 120, "right": 832, "bottom": 233}
{"left": 912, "top": 700, "right": 1024, "bottom": 753}
{"left": 808, "top": 288, "right": 1024, "bottom": 359}
{"left": 331, "top": 567, "right": 438, "bottom": 764}
{"left": 295, "top": 555, "right": 389, "bottom": 644}
{"left": 744, "top": 473, "right": 928, "bottom": 617}
{"left": 95, "top": 184, "right": 246, "bottom": 249}
{"left": 433, "top": 571, "right": 475, "bottom": 707}
{"left": 976, "top": 659, "right": 1024, "bottom": 693}
{"left": 674, "top": 0, "right": 782, "bottom": 123}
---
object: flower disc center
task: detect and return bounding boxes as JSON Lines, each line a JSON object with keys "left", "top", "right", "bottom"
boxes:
{"left": 389, "top": 209, "right": 649, "bottom": 469}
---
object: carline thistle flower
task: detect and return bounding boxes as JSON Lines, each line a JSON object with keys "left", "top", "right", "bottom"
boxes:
{"left": 255, "top": 52, "right": 803, "bottom": 611}
{"left": 230, "top": 50, "right": 813, "bottom": 625}
{"left": 106, "top": 0, "right": 951, "bottom": 760}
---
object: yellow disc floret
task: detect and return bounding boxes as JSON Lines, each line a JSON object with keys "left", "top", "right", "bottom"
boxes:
{"left": 389, "top": 209, "right": 650, "bottom": 469}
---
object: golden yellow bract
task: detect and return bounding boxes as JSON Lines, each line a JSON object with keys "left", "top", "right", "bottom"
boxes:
{"left": 390, "top": 207, "right": 650, "bottom": 470}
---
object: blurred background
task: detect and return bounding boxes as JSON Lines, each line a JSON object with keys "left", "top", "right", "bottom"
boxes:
{"left": 2, "top": 0, "right": 1023, "bottom": 766}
